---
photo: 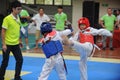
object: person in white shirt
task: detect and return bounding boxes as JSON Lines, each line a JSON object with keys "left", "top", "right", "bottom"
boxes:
{"left": 31, "top": 7, "right": 50, "bottom": 48}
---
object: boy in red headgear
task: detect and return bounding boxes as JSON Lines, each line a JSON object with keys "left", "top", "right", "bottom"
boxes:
{"left": 62, "top": 17, "right": 112, "bottom": 80}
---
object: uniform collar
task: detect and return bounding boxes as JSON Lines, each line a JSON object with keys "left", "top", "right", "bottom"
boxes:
{"left": 58, "top": 12, "right": 63, "bottom": 15}
{"left": 11, "top": 13, "right": 19, "bottom": 20}
{"left": 106, "top": 14, "right": 112, "bottom": 16}
{"left": 10, "top": 13, "right": 20, "bottom": 24}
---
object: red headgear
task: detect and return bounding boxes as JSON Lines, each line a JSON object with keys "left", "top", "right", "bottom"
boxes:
{"left": 78, "top": 17, "right": 90, "bottom": 29}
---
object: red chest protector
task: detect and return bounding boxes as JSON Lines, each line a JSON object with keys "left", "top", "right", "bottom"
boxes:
{"left": 79, "top": 31, "right": 94, "bottom": 44}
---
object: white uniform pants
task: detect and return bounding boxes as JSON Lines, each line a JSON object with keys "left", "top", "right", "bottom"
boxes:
{"left": 72, "top": 41, "right": 94, "bottom": 80}
{"left": 38, "top": 53, "right": 66, "bottom": 80}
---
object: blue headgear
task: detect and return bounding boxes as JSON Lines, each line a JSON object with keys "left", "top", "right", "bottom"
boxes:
{"left": 40, "top": 22, "right": 52, "bottom": 35}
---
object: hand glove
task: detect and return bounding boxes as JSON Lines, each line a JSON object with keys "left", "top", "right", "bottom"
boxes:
{"left": 67, "top": 24, "right": 73, "bottom": 32}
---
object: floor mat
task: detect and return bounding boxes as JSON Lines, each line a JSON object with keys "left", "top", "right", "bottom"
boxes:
{"left": 0, "top": 55, "right": 120, "bottom": 80}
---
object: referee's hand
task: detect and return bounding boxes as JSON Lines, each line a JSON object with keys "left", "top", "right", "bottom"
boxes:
{"left": 2, "top": 44, "right": 7, "bottom": 53}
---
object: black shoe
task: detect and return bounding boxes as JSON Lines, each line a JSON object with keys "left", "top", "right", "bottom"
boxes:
{"left": 0, "top": 77, "right": 4, "bottom": 80}
{"left": 102, "top": 47, "right": 106, "bottom": 50}
{"left": 110, "top": 47, "right": 114, "bottom": 50}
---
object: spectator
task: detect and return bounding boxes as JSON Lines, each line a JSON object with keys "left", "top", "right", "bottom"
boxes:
{"left": 100, "top": 8, "right": 118, "bottom": 50}
{"left": 54, "top": 6, "right": 67, "bottom": 31}
{"left": 116, "top": 9, "right": 120, "bottom": 28}
{"left": 0, "top": 1, "right": 23, "bottom": 80}
{"left": 19, "top": 9, "right": 31, "bottom": 50}
{"left": 31, "top": 7, "right": 50, "bottom": 49}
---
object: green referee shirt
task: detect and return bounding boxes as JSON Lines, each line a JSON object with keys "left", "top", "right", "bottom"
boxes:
{"left": 100, "top": 14, "right": 117, "bottom": 31}
{"left": 2, "top": 14, "right": 21, "bottom": 45}
{"left": 54, "top": 12, "right": 67, "bottom": 31}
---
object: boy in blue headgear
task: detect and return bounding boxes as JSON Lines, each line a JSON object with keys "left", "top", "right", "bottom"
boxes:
{"left": 38, "top": 22, "right": 72, "bottom": 80}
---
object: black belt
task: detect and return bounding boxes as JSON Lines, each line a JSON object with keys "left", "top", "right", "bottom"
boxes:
{"left": 60, "top": 53, "right": 68, "bottom": 74}
{"left": 89, "top": 45, "right": 95, "bottom": 57}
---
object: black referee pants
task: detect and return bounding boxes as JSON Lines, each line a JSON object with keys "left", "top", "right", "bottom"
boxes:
{"left": 0, "top": 44, "right": 23, "bottom": 80}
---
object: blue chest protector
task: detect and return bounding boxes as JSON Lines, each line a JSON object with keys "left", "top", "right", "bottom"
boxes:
{"left": 42, "top": 40, "right": 63, "bottom": 58}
